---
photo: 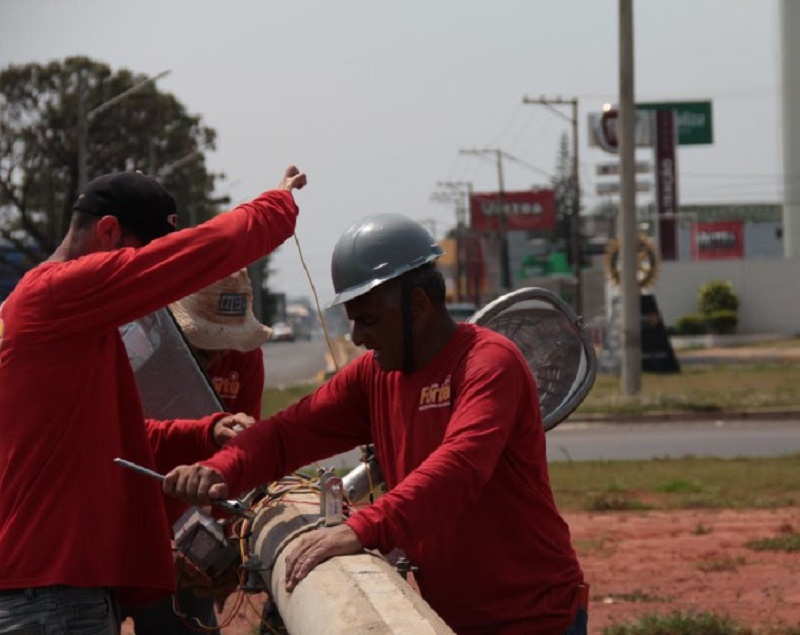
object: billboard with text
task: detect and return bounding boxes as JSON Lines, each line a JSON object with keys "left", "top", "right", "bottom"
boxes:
{"left": 692, "top": 220, "right": 744, "bottom": 260}
{"left": 469, "top": 189, "right": 556, "bottom": 232}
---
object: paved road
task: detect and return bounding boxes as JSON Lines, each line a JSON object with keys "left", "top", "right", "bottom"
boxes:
{"left": 262, "top": 338, "right": 329, "bottom": 388}
{"left": 546, "top": 418, "right": 800, "bottom": 462}
{"left": 318, "top": 419, "right": 800, "bottom": 473}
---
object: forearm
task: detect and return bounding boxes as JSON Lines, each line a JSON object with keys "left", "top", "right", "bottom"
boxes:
{"left": 145, "top": 414, "right": 222, "bottom": 473}
{"left": 203, "top": 377, "right": 372, "bottom": 496}
{"left": 50, "top": 190, "right": 299, "bottom": 331}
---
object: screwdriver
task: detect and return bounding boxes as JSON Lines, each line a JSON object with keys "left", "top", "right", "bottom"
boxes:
{"left": 114, "top": 458, "right": 252, "bottom": 518}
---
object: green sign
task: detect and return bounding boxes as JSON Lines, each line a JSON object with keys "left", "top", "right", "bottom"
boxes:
{"left": 636, "top": 100, "right": 713, "bottom": 145}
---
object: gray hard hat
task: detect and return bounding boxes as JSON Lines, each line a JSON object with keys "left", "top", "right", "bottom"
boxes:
{"left": 329, "top": 214, "right": 444, "bottom": 307}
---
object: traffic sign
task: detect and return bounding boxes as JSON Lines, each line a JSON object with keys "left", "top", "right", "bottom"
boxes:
{"left": 596, "top": 161, "right": 651, "bottom": 176}
{"left": 587, "top": 110, "right": 653, "bottom": 151}
{"left": 636, "top": 101, "right": 713, "bottom": 145}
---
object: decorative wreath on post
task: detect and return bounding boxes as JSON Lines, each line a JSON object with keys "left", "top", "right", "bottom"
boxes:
{"left": 604, "top": 234, "right": 661, "bottom": 290}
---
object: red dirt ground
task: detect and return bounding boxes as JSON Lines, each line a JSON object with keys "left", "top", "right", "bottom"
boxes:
{"left": 568, "top": 508, "right": 800, "bottom": 632}
{"left": 122, "top": 508, "right": 800, "bottom": 634}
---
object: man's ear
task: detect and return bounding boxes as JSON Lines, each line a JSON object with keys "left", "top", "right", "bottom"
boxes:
{"left": 94, "top": 215, "right": 124, "bottom": 250}
{"left": 409, "top": 287, "right": 433, "bottom": 319}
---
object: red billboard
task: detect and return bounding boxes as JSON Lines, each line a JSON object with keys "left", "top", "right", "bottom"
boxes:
{"left": 469, "top": 190, "right": 556, "bottom": 232}
{"left": 692, "top": 220, "right": 744, "bottom": 260}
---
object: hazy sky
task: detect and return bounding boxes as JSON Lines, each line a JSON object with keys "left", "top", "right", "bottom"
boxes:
{"left": 0, "top": 0, "right": 783, "bottom": 302}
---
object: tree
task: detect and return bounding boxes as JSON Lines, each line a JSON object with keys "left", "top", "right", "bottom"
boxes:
{"left": 551, "top": 131, "right": 574, "bottom": 260}
{"left": 0, "top": 56, "right": 229, "bottom": 276}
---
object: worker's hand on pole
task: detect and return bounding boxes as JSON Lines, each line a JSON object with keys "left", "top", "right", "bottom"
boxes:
{"left": 212, "top": 412, "right": 255, "bottom": 446}
{"left": 277, "top": 165, "right": 307, "bottom": 192}
{"left": 284, "top": 524, "right": 363, "bottom": 592}
{"left": 163, "top": 464, "right": 229, "bottom": 505}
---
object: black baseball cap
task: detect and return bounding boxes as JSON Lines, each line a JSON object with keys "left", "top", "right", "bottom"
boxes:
{"left": 72, "top": 172, "right": 178, "bottom": 243}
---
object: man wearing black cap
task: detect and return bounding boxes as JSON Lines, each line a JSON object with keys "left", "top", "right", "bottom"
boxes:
{"left": 0, "top": 166, "right": 306, "bottom": 634}
{"left": 71, "top": 171, "right": 180, "bottom": 244}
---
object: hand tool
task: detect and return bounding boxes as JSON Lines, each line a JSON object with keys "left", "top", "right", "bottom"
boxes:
{"left": 114, "top": 458, "right": 253, "bottom": 518}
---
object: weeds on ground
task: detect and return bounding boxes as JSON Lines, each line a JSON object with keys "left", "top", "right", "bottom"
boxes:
{"left": 601, "top": 610, "right": 754, "bottom": 635}
{"left": 549, "top": 455, "right": 800, "bottom": 513}
{"left": 694, "top": 555, "right": 746, "bottom": 573}
{"left": 761, "top": 627, "right": 800, "bottom": 635}
{"left": 653, "top": 478, "right": 705, "bottom": 494}
{"left": 578, "top": 363, "right": 800, "bottom": 415}
{"left": 746, "top": 533, "right": 800, "bottom": 553}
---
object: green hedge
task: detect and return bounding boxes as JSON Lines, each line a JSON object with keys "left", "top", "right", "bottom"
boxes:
{"left": 706, "top": 310, "right": 738, "bottom": 335}
{"left": 675, "top": 313, "right": 708, "bottom": 335}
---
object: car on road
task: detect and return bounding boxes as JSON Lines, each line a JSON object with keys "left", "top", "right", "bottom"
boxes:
{"left": 271, "top": 321, "right": 295, "bottom": 342}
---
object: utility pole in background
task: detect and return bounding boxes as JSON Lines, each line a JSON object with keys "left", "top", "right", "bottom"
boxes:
{"left": 618, "top": 0, "right": 642, "bottom": 395}
{"left": 521, "top": 95, "right": 582, "bottom": 315}
{"left": 459, "top": 148, "right": 511, "bottom": 292}
{"left": 433, "top": 180, "right": 474, "bottom": 302}
{"left": 77, "top": 69, "right": 171, "bottom": 191}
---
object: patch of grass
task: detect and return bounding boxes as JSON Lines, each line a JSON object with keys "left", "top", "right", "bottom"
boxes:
{"left": 695, "top": 555, "right": 746, "bottom": 572}
{"left": 653, "top": 478, "right": 705, "bottom": 494}
{"left": 602, "top": 610, "right": 754, "bottom": 635}
{"left": 693, "top": 523, "right": 713, "bottom": 535}
{"left": 577, "top": 363, "right": 800, "bottom": 415}
{"left": 746, "top": 533, "right": 800, "bottom": 553}
{"left": 261, "top": 383, "right": 319, "bottom": 418}
{"left": 550, "top": 455, "right": 800, "bottom": 512}
{"left": 586, "top": 491, "right": 650, "bottom": 512}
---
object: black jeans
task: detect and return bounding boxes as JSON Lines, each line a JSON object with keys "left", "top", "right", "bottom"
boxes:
{"left": 0, "top": 586, "right": 120, "bottom": 635}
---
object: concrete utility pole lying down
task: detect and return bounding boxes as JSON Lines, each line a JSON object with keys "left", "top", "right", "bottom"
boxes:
{"left": 248, "top": 491, "right": 454, "bottom": 635}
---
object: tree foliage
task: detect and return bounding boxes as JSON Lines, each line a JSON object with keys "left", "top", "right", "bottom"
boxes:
{"left": 0, "top": 56, "right": 228, "bottom": 274}
{"left": 551, "top": 131, "right": 576, "bottom": 261}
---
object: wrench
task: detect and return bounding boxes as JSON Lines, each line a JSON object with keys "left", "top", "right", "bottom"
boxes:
{"left": 114, "top": 458, "right": 253, "bottom": 519}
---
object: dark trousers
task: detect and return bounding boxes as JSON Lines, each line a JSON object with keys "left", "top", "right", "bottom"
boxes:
{"left": 125, "top": 590, "right": 218, "bottom": 635}
{"left": 0, "top": 586, "right": 120, "bottom": 635}
{"left": 564, "top": 606, "right": 588, "bottom": 635}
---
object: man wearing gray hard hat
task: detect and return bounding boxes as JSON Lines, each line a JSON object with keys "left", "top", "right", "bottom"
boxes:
{"left": 165, "top": 213, "right": 588, "bottom": 635}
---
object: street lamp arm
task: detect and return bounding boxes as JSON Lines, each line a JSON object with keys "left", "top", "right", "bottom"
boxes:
{"left": 522, "top": 96, "right": 576, "bottom": 124}
{"left": 157, "top": 150, "right": 202, "bottom": 179}
{"left": 87, "top": 70, "right": 171, "bottom": 122}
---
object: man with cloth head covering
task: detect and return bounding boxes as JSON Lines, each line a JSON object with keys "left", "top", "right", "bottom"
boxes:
{"left": 171, "top": 267, "right": 271, "bottom": 419}
{"left": 127, "top": 268, "right": 272, "bottom": 635}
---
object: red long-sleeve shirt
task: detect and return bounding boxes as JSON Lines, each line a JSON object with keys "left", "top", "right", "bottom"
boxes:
{"left": 207, "top": 348, "right": 265, "bottom": 419}
{"left": 204, "top": 323, "right": 584, "bottom": 633}
{"left": 0, "top": 190, "right": 298, "bottom": 607}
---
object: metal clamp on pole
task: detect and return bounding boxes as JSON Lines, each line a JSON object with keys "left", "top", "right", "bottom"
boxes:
{"left": 319, "top": 470, "right": 344, "bottom": 526}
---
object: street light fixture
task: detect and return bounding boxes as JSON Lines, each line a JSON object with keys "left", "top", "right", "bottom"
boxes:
{"left": 77, "top": 69, "right": 171, "bottom": 190}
